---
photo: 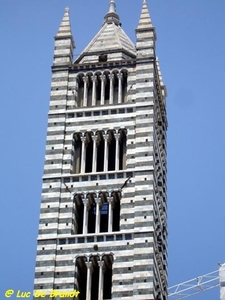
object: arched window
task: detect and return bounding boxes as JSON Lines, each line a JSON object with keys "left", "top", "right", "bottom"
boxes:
{"left": 75, "top": 69, "right": 128, "bottom": 107}
{"left": 76, "top": 257, "right": 87, "bottom": 300}
{"left": 73, "top": 129, "right": 126, "bottom": 174}
{"left": 105, "top": 73, "right": 110, "bottom": 104}
{"left": 85, "top": 133, "right": 93, "bottom": 173}
{"left": 73, "top": 133, "right": 82, "bottom": 174}
{"left": 87, "top": 75, "right": 93, "bottom": 107}
{"left": 74, "top": 191, "right": 121, "bottom": 235}
{"left": 112, "top": 191, "right": 121, "bottom": 232}
{"left": 96, "top": 132, "right": 104, "bottom": 172}
{"left": 108, "top": 130, "right": 116, "bottom": 171}
{"left": 119, "top": 129, "right": 127, "bottom": 170}
{"left": 96, "top": 74, "right": 101, "bottom": 105}
{"left": 99, "top": 192, "right": 109, "bottom": 233}
{"left": 75, "top": 255, "right": 113, "bottom": 300}
{"left": 76, "top": 74, "right": 84, "bottom": 107}
{"left": 87, "top": 194, "right": 96, "bottom": 234}
{"left": 74, "top": 194, "right": 84, "bottom": 234}
{"left": 122, "top": 70, "right": 128, "bottom": 103}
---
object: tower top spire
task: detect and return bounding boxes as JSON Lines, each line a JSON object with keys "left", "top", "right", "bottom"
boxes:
{"left": 55, "top": 7, "right": 74, "bottom": 39}
{"left": 109, "top": 0, "right": 116, "bottom": 13}
{"left": 137, "top": 0, "right": 154, "bottom": 30}
{"left": 53, "top": 7, "right": 75, "bottom": 66}
{"left": 103, "top": 0, "right": 121, "bottom": 26}
{"left": 136, "top": 0, "right": 156, "bottom": 58}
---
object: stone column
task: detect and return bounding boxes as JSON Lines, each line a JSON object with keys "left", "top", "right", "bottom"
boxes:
{"left": 108, "top": 197, "right": 114, "bottom": 232}
{"left": 92, "top": 135, "right": 98, "bottom": 173}
{"left": 85, "top": 261, "right": 93, "bottom": 300}
{"left": 100, "top": 74, "right": 106, "bottom": 105}
{"left": 95, "top": 198, "right": 101, "bottom": 234}
{"left": 91, "top": 75, "right": 97, "bottom": 106}
{"left": 115, "top": 133, "right": 120, "bottom": 171}
{"left": 98, "top": 261, "right": 105, "bottom": 300}
{"left": 109, "top": 74, "right": 114, "bottom": 105}
{"left": 103, "top": 134, "right": 109, "bottom": 172}
{"left": 82, "top": 198, "right": 89, "bottom": 234}
{"left": 83, "top": 76, "right": 89, "bottom": 107}
{"left": 80, "top": 136, "right": 86, "bottom": 173}
{"left": 117, "top": 73, "right": 123, "bottom": 104}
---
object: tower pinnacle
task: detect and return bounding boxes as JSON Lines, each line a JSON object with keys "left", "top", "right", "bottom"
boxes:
{"left": 136, "top": 0, "right": 156, "bottom": 58}
{"left": 56, "top": 7, "right": 73, "bottom": 38}
{"left": 103, "top": 0, "right": 120, "bottom": 26}
{"left": 109, "top": 0, "right": 116, "bottom": 13}
{"left": 54, "top": 7, "right": 75, "bottom": 66}
{"left": 137, "top": 0, "right": 153, "bottom": 30}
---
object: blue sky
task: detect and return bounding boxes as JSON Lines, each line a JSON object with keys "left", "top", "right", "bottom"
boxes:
{"left": 0, "top": 1, "right": 225, "bottom": 299}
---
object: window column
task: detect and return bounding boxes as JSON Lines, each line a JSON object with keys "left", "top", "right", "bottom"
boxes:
{"left": 95, "top": 197, "right": 101, "bottom": 234}
{"left": 92, "top": 134, "right": 97, "bottom": 173}
{"left": 98, "top": 261, "right": 105, "bottom": 300}
{"left": 108, "top": 197, "right": 114, "bottom": 232}
{"left": 117, "top": 73, "right": 123, "bottom": 104}
{"left": 100, "top": 74, "right": 106, "bottom": 105}
{"left": 91, "top": 75, "right": 97, "bottom": 106}
{"left": 104, "top": 134, "right": 109, "bottom": 172}
{"left": 115, "top": 132, "right": 120, "bottom": 171}
{"left": 85, "top": 261, "right": 93, "bottom": 300}
{"left": 82, "top": 198, "right": 89, "bottom": 234}
{"left": 83, "top": 76, "right": 89, "bottom": 107}
{"left": 109, "top": 74, "right": 114, "bottom": 104}
{"left": 80, "top": 135, "right": 86, "bottom": 173}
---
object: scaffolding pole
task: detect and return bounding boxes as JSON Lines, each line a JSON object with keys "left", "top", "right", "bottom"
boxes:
{"left": 220, "top": 264, "right": 225, "bottom": 300}
{"left": 168, "top": 269, "right": 220, "bottom": 299}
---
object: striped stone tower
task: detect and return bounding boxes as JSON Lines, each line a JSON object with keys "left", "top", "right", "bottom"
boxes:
{"left": 34, "top": 1, "right": 168, "bottom": 299}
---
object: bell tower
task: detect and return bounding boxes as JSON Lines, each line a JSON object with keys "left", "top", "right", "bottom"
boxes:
{"left": 34, "top": 1, "right": 168, "bottom": 299}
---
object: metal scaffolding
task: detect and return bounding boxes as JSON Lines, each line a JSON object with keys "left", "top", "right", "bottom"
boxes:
{"left": 168, "top": 269, "right": 220, "bottom": 299}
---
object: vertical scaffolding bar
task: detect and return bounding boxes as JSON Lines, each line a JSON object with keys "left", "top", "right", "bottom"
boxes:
{"left": 220, "top": 264, "right": 225, "bottom": 300}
